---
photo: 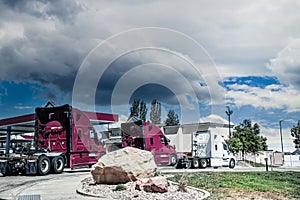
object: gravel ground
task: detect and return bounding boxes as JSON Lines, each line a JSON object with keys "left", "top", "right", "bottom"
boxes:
{"left": 77, "top": 177, "right": 210, "bottom": 200}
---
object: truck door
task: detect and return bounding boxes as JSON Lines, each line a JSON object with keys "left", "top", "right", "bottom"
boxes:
{"left": 70, "top": 126, "right": 89, "bottom": 168}
{"left": 74, "top": 128, "right": 85, "bottom": 152}
{"left": 222, "top": 142, "right": 231, "bottom": 162}
{"left": 151, "top": 135, "right": 170, "bottom": 164}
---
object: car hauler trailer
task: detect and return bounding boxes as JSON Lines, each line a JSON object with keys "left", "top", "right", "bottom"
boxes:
{"left": 0, "top": 103, "right": 118, "bottom": 176}
{"left": 121, "top": 117, "right": 177, "bottom": 166}
{"left": 163, "top": 122, "right": 236, "bottom": 169}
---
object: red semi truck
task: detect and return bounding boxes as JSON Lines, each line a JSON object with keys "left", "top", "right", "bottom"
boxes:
{"left": 0, "top": 103, "right": 118, "bottom": 176}
{"left": 121, "top": 117, "right": 177, "bottom": 166}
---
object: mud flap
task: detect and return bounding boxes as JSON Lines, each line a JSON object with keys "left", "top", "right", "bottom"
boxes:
{"left": 0, "top": 160, "right": 8, "bottom": 175}
{"left": 26, "top": 160, "right": 37, "bottom": 175}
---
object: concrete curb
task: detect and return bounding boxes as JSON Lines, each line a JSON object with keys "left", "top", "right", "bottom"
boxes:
{"left": 76, "top": 186, "right": 112, "bottom": 199}
{"left": 76, "top": 178, "right": 210, "bottom": 200}
{"left": 168, "top": 180, "right": 211, "bottom": 200}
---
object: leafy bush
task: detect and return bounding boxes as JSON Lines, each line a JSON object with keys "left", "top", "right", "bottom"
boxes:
{"left": 113, "top": 184, "right": 127, "bottom": 191}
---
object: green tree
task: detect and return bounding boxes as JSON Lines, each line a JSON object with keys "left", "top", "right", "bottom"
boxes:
{"left": 139, "top": 100, "right": 147, "bottom": 122}
{"left": 129, "top": 99, "right": 147, "bottom": 122}
{"left": 165, "top": 110, "right": 179, "bottom": 126}
{"left": 150, "top": 99, "right": 161, "bottom": 124}
{"left": 291, "top": 121, "right": 300, "bottom": 149}
{"left": 130, "top": 99, "right": 140, "bottom": 118}
{"left": 227, "top": 119, "right": 268, "bottom": 159}
{"left": 226, "top": 137, "right": 243, "bottom": 154}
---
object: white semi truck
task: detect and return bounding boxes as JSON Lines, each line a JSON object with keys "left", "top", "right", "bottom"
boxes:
{"left": 163, "top": 122, "right": 236, "bottom": 169}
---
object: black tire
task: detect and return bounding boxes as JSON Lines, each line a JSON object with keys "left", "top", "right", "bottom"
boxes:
{"left": 175, "top": 159, "right": 183, "bottom": 169}
{"left": 192, "top": 158, "right": 200, "bottom": 168}
{"left": 169, "top": 154, "right": 177, "bottom": 166}
{"left": 51, "top": 156, "right": 65, "bottom": 174}
{"left": 229, "top": 158, "right": 235, "bottom": 169}
{"left": 199, "top": 158, "right": 208, "bottom": 169}
{"left": 38, "top": 156, "right": 51, "bottom": 175}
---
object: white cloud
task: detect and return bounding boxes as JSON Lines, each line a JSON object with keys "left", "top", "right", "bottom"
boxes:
{"left": 260, "top": 126, "right": 295, "bottom": 152}
{"left": 14, "top": 105, "right": 33, "bottom": 110}
{"left": 200, "top": 114, "right": 232, "bottom": 125}
{"left": 266, "top": 38, "right": 300, "bottom": 88}
{"left": 0, "top": 0, "right": 299, "bottom": 131}
{"left": 1, "top": 0, "right": 300, "bottom": 84}
{"left": 226, "top": 84, "right": 300, "bottom": 112}
{"left": 109, "top": 114, "right": 128, "bottom": 128}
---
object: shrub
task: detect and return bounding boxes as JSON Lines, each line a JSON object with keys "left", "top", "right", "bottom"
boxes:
{"left": 113, "top": 184, "right": 127, "bottom": 191}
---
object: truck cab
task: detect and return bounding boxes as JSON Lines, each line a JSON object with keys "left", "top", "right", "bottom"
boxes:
{"left": 121, "top": 118, "right": 177, "bottom": 166}
{"left": 35, "top": 104, "right": 108, "bottom": 169}
{"left": 194, "top": 131, "right": 235, "bottom": 168}
{"left": 0, "top": 103, "right": 118, "bottom": 176}
{"left": 164, "top": 122, "right": 236, "bottom": 169}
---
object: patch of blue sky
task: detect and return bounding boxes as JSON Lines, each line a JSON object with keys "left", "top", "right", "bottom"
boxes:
{"left": 199, "top": 82, "right": 207, "bottom": 87}
{"left": 222, "top": 76, "right": 281, "bottom": 90}
{"left": 0, "top": 81, "right": 54, "bottom": 118}
{"left": 230, "top": 105, "right": 297, "bottom": 129}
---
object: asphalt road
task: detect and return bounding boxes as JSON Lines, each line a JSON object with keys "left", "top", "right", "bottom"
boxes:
{"left": 0, "top": 171, "right": 97, "bottom": 200}
{"left": 0, "top": 166, "right": 299, "bottom": 200}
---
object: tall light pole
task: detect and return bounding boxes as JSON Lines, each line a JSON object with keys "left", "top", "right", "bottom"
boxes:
{"left": 226, "top": 106, "right": 233, "bottom": 138}
{"left": 279, "top": 120, "right": 284, "bottom": 165}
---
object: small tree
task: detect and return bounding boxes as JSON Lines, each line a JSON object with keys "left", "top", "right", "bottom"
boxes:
{"left": 227, "top": 119, "right": 267, "bottom": 160}
{"left": 150, "top": 99, "right": 161, "bottom": 124}
{"left": 129, "top": 99, "right": 147, "bottom": 122}
{"left": 165, "top": 110, "right": 179, "bottom": 126}
{"left": 139, "top": 100, "right": 147, "bottom": 122}
{"left": 130, "top": 99, "right": 140, "bottom": 118}
{"left": 291, "top": 121, "right": 300, "bottom": 149}
{"left": 226, "top": 137, "right": 243, "bottom": 154}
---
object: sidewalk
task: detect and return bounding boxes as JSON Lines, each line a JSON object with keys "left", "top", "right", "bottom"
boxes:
{"left": 16, "top": 172, "right": 106, "bottom": 200}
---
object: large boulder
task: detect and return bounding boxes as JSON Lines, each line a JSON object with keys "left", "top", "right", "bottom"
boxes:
{"left": 91, "top": 147, "right": 157, "bottom": 184}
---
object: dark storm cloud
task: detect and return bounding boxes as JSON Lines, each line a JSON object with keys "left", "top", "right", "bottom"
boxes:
{"left": 129, "top": 84, "right": 179, "bottom": 105}
{"left": 0, "top": 0, "right": 88, "bottom": 103}
{"left": 3, "top": 0, "right": 83, "bottom": 22}
{"left": 1, "top": 0, "right": 300, "bottom": 109}
{"left": 92, "top": 48, "right": 213, "bottom": 107}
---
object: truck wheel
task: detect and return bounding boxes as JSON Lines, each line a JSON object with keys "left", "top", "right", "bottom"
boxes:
{"left": 175, "top": 159, "right": 183, "bottom": 169}
{"left": 51, "top": 156, "right": 65, "bottom": 174}
{"left": 38, "top": 156, "right": 51, "bottom": 175}
{"left": 169, "top": 154, "right": 177, "bottom": 166}
{"left": 192, "top": 158, "right": 199, "bottom": 168}
{"left": 229, "top": 158, "right": 235, "bottom": 169}
{"left": 199, "top": 158, "right": 207, "bottom": 168}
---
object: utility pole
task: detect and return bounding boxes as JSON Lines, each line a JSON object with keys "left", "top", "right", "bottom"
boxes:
{"left": 226, "top": 106, "right": 233, "bottom": 138}
{"left": 279, "top": 120, "right": 284, "bottom": 165}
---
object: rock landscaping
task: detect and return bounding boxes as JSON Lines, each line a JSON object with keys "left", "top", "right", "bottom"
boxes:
{"left": 77, "top": 176, "right": 209, "bottom": 200}
{"left": 81, "top": 147, "right": 209, "bottom": 199}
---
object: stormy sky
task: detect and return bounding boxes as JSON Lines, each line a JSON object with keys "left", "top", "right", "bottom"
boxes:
{"left": 0, "top": 0, "right": 300, "bottom": 152}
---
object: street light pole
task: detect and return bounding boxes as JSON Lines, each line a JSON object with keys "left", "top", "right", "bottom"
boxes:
{"left": 279, "top": 120, "right": 284, "bottom": 165}
{"left": 226, "top": 106, "right": 233, "bottom": 138}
